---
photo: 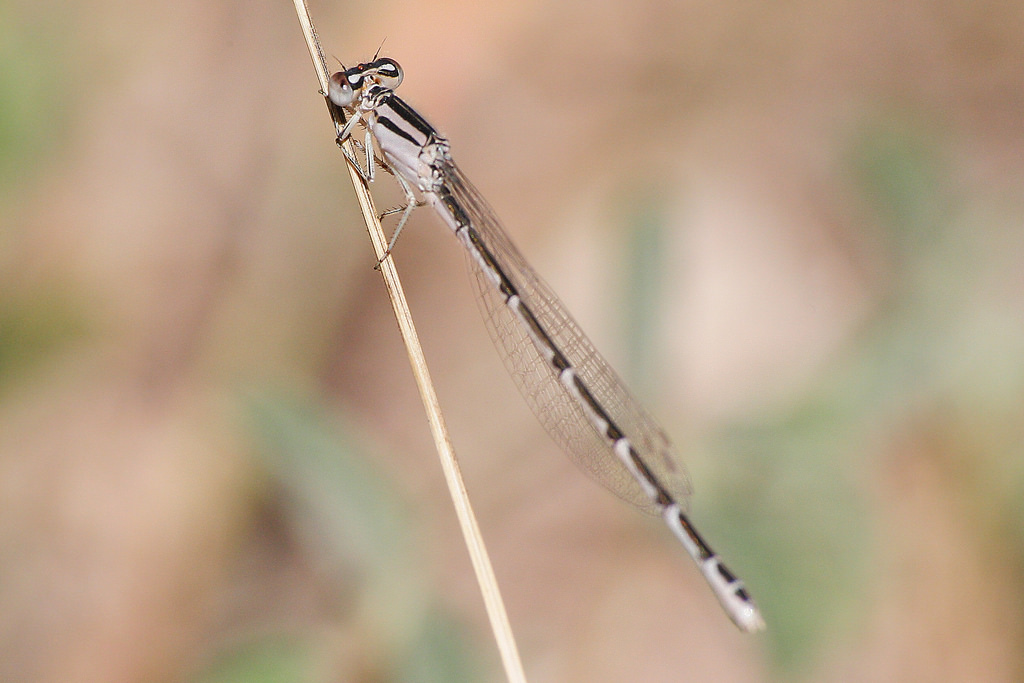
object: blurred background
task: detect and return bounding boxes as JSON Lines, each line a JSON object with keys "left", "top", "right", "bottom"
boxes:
{"left": 2, "top": 0, "right": 1023, "bottom": 681}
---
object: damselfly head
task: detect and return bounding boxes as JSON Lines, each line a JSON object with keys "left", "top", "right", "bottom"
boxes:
{"left": 329, "top": 59, "right": 404, "bottom": 107}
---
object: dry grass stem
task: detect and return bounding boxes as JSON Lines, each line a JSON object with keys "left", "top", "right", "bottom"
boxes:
{"left": 289, "top": 2, "right": 527, "bottom": 681}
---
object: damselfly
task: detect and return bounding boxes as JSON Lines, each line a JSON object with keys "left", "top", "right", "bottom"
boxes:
{"left": 328, "top": 57, "right": 764, "bottom": 633}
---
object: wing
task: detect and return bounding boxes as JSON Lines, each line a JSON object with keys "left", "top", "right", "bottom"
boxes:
{"left": 443, "top": 163, "right": 693, "bottom": 514}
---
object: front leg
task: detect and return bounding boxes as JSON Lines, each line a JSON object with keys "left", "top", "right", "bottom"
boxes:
{"left": 364, "top": 127, "right": 376, "bottom": 183}
{"left": 335, "top": 113, "right": 373, "bottom": 182}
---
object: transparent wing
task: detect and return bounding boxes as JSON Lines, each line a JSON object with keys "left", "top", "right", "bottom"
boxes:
{"left": 443, "top": 163, "right": 692, "bottom": 514}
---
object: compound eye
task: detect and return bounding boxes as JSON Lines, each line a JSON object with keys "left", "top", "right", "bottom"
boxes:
{"left": 373, "top": 58, "right": 404, "bottom": 89}
{"left": 328, "top": 71, "right": 359, "bottom": 107}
